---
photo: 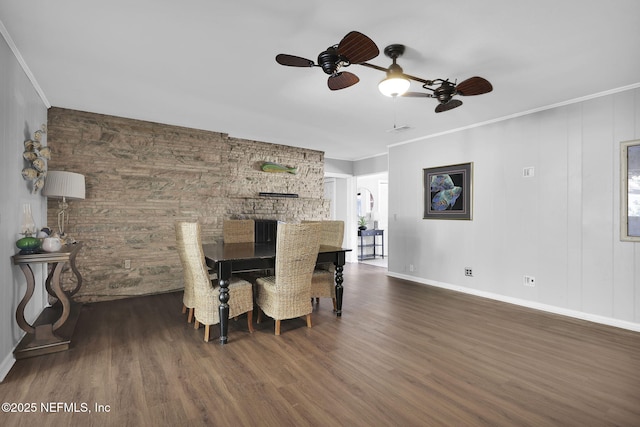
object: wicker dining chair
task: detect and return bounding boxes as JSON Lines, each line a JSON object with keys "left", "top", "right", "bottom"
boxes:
{"left": 304, "top": 220, "right": 344, "bottom": 311}
{"left": 181, "top": 273, "right": 196, "bottom": 323}
{"left": 175, "top": 221, "right": 254, "bottom": 341}
{"left": 255, "top": 222, "right": 321, "bottom": 335}
{"left": 223, "top": 219, "right": 255, "bottom": 243}
{"left": 223, "top": 218, "right": 264, "bottom": 276}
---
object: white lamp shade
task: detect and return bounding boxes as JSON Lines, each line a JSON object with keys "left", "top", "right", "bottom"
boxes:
{"left": 42, "top": 171, "right": 86, "bottom": 200}
{"left": 378, "top": 76, "right": 410, "bottom": 97}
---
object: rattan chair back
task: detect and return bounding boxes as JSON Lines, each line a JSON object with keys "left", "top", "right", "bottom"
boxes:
{"left": 274, "top": 222, "right": 321, "bottom": 292}
{"left": 255, "top": 222, "right": 321, "bottom": 323}
{"left": 303, "top": 220, "right": 344, "bottom": 308}
{"left": 223, "top": 219, "right": 255, "bottom": 243}
{"left": 319, "top": 220, "right": 344, "bottom": 247}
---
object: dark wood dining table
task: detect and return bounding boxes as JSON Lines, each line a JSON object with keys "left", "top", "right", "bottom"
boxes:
{"left": 202, "top": 242, "right": 351, "bottom": 344}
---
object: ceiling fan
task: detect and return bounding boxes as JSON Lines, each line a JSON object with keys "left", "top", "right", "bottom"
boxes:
{"left": 275, "top": 31, "right": 493, "bottom": 113}
{"left": 361, "top": 44, "right": 493, "bottom": 113}
{"left": 275, "top": 31, "right": 379, "bottom": 91}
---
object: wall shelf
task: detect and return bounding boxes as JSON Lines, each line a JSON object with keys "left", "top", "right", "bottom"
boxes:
{"left": 258, "top": 192, "right": 298, "bottom": 198}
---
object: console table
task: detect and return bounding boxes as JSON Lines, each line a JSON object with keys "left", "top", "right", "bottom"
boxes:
{"left": 11, "top": 243, "right": 83, "bottom": 359}
{"left": 358, "top": 229, "right": 384, "bottom": 260}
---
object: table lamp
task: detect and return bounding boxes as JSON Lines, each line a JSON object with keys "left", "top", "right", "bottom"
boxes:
{"left": 42, "top": 171, "right": 85, "bottom": 238}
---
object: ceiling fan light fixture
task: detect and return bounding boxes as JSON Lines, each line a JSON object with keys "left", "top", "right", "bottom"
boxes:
{"left": 378, "top": 45, "right": 410, "bottom": 97}
{"left": 378, "top": 74, "right": 410, "bottom": 97}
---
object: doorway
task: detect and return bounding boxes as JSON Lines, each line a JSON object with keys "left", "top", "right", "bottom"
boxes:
{"left": 356, "top": 173, "right": 388, "bottom": 268}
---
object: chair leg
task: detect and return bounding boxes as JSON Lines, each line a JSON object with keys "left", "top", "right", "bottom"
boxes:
{"left": 315, "top": 297, "right": 320, "bottom": 304}
{"left": 194, "top": 320, "right": 200, "bottom": 329}
{"left": 257, "top": 309, "right": 262, "bottom": 324}
{"left": 306, "top": 313, "right": 312, "bottom": 328}
{"left": 332, "top": 298, "right": 337, "bottom": 312}
{"left": 247, "top": 311, "right": 254, "bottom": 333}
{"left": 182, "top": 304, "right": 187, "bottom": 314}
{"left": 204, "top": 324, "right": 210, "bottom": 342}
{"left": 187, "top": 307, "right": 194, "bottom": 323}
{"left": 275, "top": 320, "right": 281, "bottom": 335}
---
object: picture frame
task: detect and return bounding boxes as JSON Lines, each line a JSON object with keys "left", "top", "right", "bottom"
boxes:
{"left": 620, "top": 139, "right": 640, "bottom": 241}
{"left": 423, "top": 162, "right": 473, "bottom": 220}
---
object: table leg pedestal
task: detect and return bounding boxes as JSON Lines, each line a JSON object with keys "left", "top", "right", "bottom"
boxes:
{"left": 12, "top": 243, "right": 84, "bottom": 359}
{"left": 14, "top": 302, "right": 82, "bottom": 359}
{"left": 334, "top": 251, "right": 346, "bottom": 317}
{"left": 217, "top": 261, "right": 232, "bottom": 344}
{"left": 335, "top": 265, "right": 344, "bottom": 317}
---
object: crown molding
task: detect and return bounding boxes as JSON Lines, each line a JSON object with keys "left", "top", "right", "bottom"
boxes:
{"left": 0, "top": 18, "right": 50, "bottom": 108}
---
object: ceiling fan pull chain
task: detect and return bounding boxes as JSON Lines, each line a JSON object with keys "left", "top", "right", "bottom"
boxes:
{"left": 393, "top": 96, "right": 398, "bottom": 129}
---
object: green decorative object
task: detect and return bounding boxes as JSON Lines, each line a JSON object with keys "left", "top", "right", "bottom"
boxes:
{"left": 260, "top": 162, "right": 297, "bottom": 174}
{"left": 16, "top": 236, "right": 41, "bottom": 254}
{"left": 16, "top": 203, "right": 40, "bottom": 253}
{"left": 358, "top": 216, "right": 367, "bottom": 230}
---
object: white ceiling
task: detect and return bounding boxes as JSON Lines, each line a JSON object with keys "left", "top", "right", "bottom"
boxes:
{"left": 2, "top": 1, "right": 639, "bottom": 161}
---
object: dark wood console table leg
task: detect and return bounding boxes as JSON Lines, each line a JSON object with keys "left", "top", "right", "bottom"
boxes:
{"left": 15, "top": 262, "right": 72, "bottom": 358}
{"left": 15, "top": 264, "right": 36, "bottom": 336}
{"left": 67, "top": 247, "right": 84, "bottom": 296}
{"left": 12, "top": 243, "right": 83, "bottom": 359}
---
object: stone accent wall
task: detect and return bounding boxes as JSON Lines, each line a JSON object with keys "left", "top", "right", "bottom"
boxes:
{"left": 46, "top": 108, "right": 329, "bottom": 302}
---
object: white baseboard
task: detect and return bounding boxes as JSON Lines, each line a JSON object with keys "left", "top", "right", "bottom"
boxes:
{"left": 0, "top": 352, "right": 15, "bottom": 383}
{"left": 387, "top": 272, "right": 640, "bottom": 333}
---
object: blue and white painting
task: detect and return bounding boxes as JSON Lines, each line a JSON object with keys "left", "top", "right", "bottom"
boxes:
{"left": 423, "top": 163, "right": 472, "bottom": 220}
{"left": 430, "top": 175, "right": 462, "bottom": 211}
{"left": 627, "top": 144, "right": 640, "bottom": 237}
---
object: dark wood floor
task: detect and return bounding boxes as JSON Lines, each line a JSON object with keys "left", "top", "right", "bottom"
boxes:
{"left": 2, "top": 263, "right": 640, "bottom": 426}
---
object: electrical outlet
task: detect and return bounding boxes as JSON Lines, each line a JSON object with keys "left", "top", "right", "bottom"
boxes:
{"left": 523, "top": 167, "right": 535, "bottom": 178}
{"left": 124, "top": 259, "right": 131, "bottom": 269}
{"left": 465, "top": 268, "right": 473, "bottom": 277}
{"left": 524, "top": 275, "right": 535, "bottom": 287}
{"left": 409, "top": 264, "right": 415, "bottom": 272}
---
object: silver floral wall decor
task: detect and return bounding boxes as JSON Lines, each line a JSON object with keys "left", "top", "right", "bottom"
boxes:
{"left": 21, "top": 124, "right": 49, "bottom": 193}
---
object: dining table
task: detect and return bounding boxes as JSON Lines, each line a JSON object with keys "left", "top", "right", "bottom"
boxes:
{"left": 202, "top": 241, "right": 351, "bottom": 344}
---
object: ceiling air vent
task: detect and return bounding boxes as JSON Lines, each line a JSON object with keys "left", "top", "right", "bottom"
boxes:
{"left": 386, "top": 125, "right": 412, "bottom": 133}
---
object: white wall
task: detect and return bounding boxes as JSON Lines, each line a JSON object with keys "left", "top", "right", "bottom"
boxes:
{"left": 0, "top": 29, "right": 49, "bottom": 380}
{"left": 389, "top": 87, "right": 640, "bottom": 331}
{"left": 353, "top": 153, "right": 388, "bottom": 176}
{"left": 325, "top": 158, "right": 353, "bottom": 175}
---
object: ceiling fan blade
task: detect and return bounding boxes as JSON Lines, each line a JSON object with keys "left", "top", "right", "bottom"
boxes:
{"left": 328, "top": 72, "right": 359, "bottom": 90}
{"left": 337, "top": 31, "right": 379, "bottom": 64}
{"left": 275, "top": 54, "right": 315, "bottom": 67}
{"left": 435, "top": 99, "right": 463, "bottom": 113}
{"left": 456, "top": 76, "right": 493, "bottom": 96}
{"left": 402, "top": 92, "right": 432, "bottom": 98}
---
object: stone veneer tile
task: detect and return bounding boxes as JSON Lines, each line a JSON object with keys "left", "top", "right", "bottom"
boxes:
{"left": 46, "top": 108, "right": 329, "bottom": 302}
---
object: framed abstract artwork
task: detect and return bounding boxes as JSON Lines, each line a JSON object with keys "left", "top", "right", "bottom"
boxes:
{"left": 621, "top": 139, "right": 640, "bottom": 241}
{"left": 423, "top": 162, "right": 473, "bottom": 220}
